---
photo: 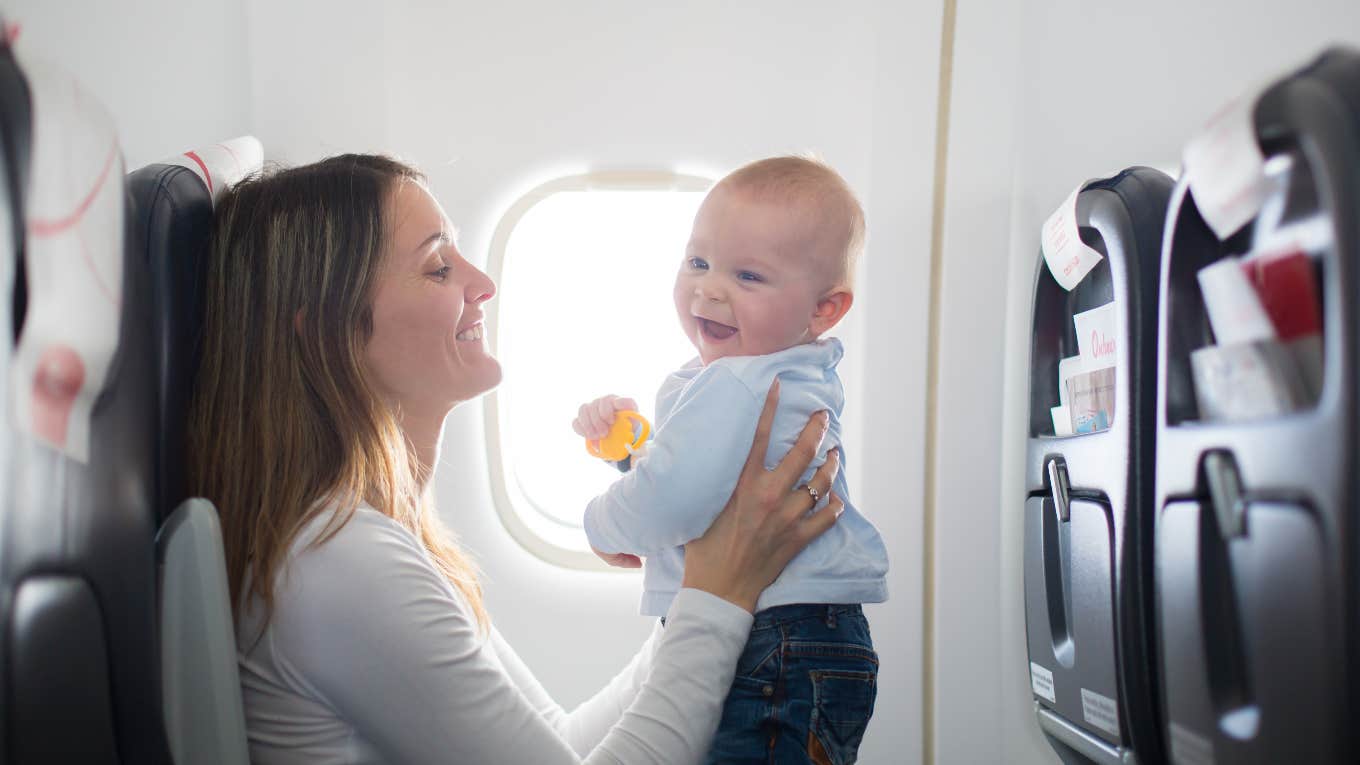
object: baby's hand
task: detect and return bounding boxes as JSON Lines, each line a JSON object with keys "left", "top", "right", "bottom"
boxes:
{"left": 592, "top": 545, "right": 642, "bottom": 569}
{"left": 572, "top": 395, "right": 639, "bottom": 441}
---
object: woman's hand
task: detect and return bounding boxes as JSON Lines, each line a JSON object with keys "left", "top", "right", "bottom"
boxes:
{"left": 681, "top": 379, "right": 843, "bottom": 612}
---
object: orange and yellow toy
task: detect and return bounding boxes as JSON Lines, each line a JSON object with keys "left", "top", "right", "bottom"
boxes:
{"left": 585, "top": 410, "right": 651, "bottom": 462}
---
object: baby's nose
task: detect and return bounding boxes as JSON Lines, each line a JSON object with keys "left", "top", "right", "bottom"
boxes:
{"left": 695, "top": 281, "right": 724, "bottom": 302}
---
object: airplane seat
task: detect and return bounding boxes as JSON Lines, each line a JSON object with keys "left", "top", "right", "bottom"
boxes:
{"left": 128, "top": 137, "right": 262, "bottom": 520}
{"left": 0, "top": 35, "right": 173, "bottom": 765}
{"left": 0, "top": 31, "right": 22, "bottom": 762}
{"left": 127, "top": 137, "right": 262, "bottom": 765}
{"left": 1024, "top": 167, "right": 1174, "bottom": 765}
{"left": 1155, "top": 46, "right": 1360, "bottom": 764}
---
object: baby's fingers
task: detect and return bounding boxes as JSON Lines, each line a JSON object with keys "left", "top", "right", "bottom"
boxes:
{"left": 592, "top": 396, "right": 620, "bottom": 425}
{"left": 576, "top": 402, "right": 608, "bottom": 439}
{"left": 572, "top": 404, "right": 590, "bottom": 437}
{"left": 587, "top": 403, "right": 614, "bottom": 437}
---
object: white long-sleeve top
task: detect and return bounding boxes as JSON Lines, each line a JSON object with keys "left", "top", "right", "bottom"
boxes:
{"left": 236, "top": 505, "right": 753, "bottom": 764}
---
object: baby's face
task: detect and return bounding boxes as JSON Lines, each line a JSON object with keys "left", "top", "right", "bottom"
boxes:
{"left": 674, "top": 186, "right": 840, "bottom": 364}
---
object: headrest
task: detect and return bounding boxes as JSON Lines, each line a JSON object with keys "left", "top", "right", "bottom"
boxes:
{"left": 8, "top": 39, "right": 122, "bottom": 463}
{"left": 163, "top": 137, "right": 263, "bottom": 206}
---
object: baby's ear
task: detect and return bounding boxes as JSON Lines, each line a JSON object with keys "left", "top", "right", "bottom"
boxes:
{"left": 810, "top": 289, "right": 854, "bottom": 335}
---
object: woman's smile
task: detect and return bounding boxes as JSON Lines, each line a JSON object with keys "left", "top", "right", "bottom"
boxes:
{"left": 454, "top": 322, "right": 484, "bottom": 342}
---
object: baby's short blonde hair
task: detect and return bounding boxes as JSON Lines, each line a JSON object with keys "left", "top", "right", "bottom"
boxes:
{"left": 716, "top": 155, "right": 865, "bottom": 287}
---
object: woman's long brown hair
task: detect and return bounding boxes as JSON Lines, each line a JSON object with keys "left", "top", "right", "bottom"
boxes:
{"left": 188, "top": 154, "right": 487, "bottom": 632}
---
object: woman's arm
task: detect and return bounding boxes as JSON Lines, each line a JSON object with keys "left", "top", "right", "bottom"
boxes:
{"left": 269, "top": 510, "right": 753, "bottom": 764}
{"left": 488, "top": 620, "right": 661, "bottom": 756}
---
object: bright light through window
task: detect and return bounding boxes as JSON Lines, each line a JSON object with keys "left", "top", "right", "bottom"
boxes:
{"left": 488, "top": 176, "right": 709, "bottom": 564}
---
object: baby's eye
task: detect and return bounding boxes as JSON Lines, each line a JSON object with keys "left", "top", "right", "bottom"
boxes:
{"left": 737, "top": 271, "right": 764, "bottom": 283}
{"left": 687, "top": 257, "right": 709, "bottom": 271}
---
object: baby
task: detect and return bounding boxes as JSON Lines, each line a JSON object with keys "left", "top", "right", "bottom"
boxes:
{"left": 573, "top": 156, "right": 889, "bottom": 764}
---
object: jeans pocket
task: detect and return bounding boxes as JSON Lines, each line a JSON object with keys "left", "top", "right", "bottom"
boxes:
{"left": 734, "top": 632, "right": 781, "bottom": 682}
{"left": 808, "top": 667, "right": 878, "bottom": 765}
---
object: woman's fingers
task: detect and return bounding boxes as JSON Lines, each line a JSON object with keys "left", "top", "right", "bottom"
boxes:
{"left": 677, "top": 378, "right": 846, "bottom": 613}
{"left": 770, "top": 408, "right": 829, "bottom": 495}
{"left": 797, "top": 447, "right": 841, "bottom": 510}
{"left": 738, "top": 379, "right": 780, "bottom": 483}
{"left": 798, "top": 492, "right": 844, "bottom": 545}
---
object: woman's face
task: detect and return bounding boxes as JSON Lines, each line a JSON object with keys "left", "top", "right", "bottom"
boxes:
{"left": 365, "top": 181, "right": 500, "bottom": 417}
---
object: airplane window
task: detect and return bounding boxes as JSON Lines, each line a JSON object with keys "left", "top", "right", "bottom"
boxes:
{"left": 485, "top": 173, "right": 710, "bottom": 567}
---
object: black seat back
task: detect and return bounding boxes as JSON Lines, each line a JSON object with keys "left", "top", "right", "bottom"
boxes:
{"left": 131, "top": 139, "right": 261, "bottom": 765}
{"left": 0, "top": 37, "right": 171, "bottom": 765}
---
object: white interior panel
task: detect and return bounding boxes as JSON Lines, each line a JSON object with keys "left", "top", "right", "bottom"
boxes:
{"left": 4, "top": 0, "right": 250, "bottom": 168}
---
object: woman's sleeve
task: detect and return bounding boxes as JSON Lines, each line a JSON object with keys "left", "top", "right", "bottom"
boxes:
{"left": 272, "top": 513, "right": 752, "bottom": 764}
{"left": 489, "top": 621, "right": 661, "bottom": 756}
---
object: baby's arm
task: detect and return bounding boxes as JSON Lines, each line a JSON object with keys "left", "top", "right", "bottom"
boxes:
{"left": 572, "top": 394, "right": 647, "bottom": 565}
{"left": 572, "top": 394, "right": 644, "bottom": 474}
{"left": 584, "top": 366, "right": 763, "bottom": 556}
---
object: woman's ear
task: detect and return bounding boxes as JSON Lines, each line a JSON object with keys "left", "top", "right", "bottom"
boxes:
{"left": 810, "top": 289, "right": 854, "bottom": 336}
{"left": 294, "top": 308, "right": 305, "bottom": 336}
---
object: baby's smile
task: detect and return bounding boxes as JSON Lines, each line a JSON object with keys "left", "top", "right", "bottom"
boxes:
{"left": 697, "top": 317, "right": 738, "bottom": 341}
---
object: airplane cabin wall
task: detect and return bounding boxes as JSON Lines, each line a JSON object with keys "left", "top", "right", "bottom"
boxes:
{"left": 937, "top": 1, "right": 1360, "bottom": 763}
{"left": 3, "top": 0, "right": 250, "bottom": 169}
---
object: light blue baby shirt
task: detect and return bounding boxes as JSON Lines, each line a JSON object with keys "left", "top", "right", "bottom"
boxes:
{"left": 584, "top": 338, "right": 889, "bottom": 617}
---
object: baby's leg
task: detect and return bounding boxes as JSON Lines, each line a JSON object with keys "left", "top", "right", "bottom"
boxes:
{"left": 704, "top": 626, "right": 783, "bottom": 764}
{"left": 703, "top": 605, "right": 879, "bottom": 765}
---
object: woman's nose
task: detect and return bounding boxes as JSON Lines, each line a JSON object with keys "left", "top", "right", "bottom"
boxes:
{"left": 464, "top": 261, "right": 496, "bottom": 304}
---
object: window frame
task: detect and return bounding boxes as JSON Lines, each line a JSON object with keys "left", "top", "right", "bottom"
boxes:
{"left": 483, "top": 171, "right": 713, "bottom": 569}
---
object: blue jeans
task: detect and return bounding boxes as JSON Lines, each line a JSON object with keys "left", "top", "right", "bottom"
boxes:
{"left": 702, "top": 603, "right": 878, "bottom": 765}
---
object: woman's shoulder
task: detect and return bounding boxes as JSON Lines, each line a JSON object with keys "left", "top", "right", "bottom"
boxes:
{"left": 286, "top": 504, "right": 423, "bottom": 572}
{"left": 272, "top": 504, "right": 456, "bottom": 624}
{"left": 258, "top": 503, "right": 484, "bottom": 665}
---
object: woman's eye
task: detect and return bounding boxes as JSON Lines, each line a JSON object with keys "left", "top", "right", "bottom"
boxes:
{"left": 737, "top": 271, "right": 763, "bottom": 283}
{"left": 687, "top": 257, "right": 708, "bottom": 270}
{"left": 430, "top": 265, "right": 451, "bottom": 280}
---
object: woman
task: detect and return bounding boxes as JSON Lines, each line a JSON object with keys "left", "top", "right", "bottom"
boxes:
{"left": 188, "top": 154, "right": 843, "bottom": 764}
